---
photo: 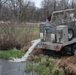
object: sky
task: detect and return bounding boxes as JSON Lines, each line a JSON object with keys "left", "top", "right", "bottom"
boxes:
{"left": 30, "top": 0, "right": 43, "bottom": 8}
{"left": 29, "top": 0, "right": 73, "bottom": 8}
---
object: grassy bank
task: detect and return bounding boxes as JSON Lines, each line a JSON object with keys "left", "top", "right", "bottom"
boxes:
{"left": 0, "top": 48, "right": 24, "bottom": 59}
{"left": 25, "top": 55, "right": 64, "bottom": 75}
{"left": 25, "top": 49, "right": 64, "bottom": 75}
{"left": 25, "top": 48, "right": 76, "bottom": 75}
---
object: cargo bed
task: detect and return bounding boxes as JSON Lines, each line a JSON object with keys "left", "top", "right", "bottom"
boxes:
{"left": 37, "top": 38, "right": 76, "bottom": 51}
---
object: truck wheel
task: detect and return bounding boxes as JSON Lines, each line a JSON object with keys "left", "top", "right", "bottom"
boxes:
{"left": 68, "top": 29, "right": 74, "bottom": 41}
{"left": 60, "top": 46, "right": 72, "bottom": 55}
{"left": 42, "top": 49, "right": 46, "bottom": 54}
{"left": 71, "top": 44, "right": 76, "bottom": 55}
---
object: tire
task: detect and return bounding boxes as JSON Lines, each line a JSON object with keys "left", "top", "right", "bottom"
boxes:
{"left": 42, "top": 49, "right": 46, "bottom": 54}
{"left": 60, "top": 46, "right": 71, "bottom": 55}
{"left": 71, "top": 44, "right": 76, "bottom": 55}
{"left": 68, "top": 29, "right": 74, "bottom": 41}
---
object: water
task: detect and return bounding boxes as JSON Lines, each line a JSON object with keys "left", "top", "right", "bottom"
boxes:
{"left": 9, "top": 39, "right": 41, "bottom": 62}
{"left": 0, "top": 59, "right": 36, "bottom": 75}
{"left": 0, "top": 59, "right": 26, "bottom": 75}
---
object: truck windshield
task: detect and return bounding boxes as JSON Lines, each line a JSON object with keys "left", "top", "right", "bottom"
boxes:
{"left": 51, "top": 9, "right": 75, "bottom": 23}
{"left": 51, "top": 12, "right": 64, "bottom": 23}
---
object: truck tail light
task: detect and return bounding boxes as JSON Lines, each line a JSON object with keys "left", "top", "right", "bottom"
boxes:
{"left": 42, "top": 43, "right": 48, "bottom": 46}
{"left": 56, "top": 45, "right": 60, "bottom": 52}
{"left": 45, "top": 44, "right": 48, "bottom": 46}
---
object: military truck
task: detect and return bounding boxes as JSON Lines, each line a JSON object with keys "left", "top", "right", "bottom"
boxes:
{"left": 37, "top": 9, "right": 76, "bottom": 55}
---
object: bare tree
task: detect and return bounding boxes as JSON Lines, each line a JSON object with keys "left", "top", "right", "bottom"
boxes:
{"left": 41, "top": 0, "right": 57, "bottom": 20}
{"left": 0, "top": 0, "right": 2, "bottom": 9}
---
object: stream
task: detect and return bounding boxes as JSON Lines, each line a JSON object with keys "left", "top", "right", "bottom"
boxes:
{"left": 0, "top": 39, "right": 41, "bottom": 75}
{"left": 0, "top": 59, "right": 27, "bottom": 75}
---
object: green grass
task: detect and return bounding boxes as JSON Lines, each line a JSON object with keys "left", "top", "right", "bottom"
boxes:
{"left": 13, "top": 27, "right": 39, "bottom": 43}
{"left": 15, "top": 27, "right": 39, "bottom": 32}
{"left": 0, "top": 48, "right": 24, "bottom": 59}
{"left": 15, "top": 27, "right": 39, "bottom": 40}
{"left": 25, "top": 55, "right": 64, "bottom": 75}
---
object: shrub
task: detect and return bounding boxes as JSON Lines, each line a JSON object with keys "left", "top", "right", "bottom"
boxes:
{"left": 0, "top": 23, "right": 16, "bottom": 50}
{"left": 0, "top": 23, "right": 39, "bottom": 50}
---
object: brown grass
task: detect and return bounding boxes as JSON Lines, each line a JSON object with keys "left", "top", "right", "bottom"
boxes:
{"left": 31, "top": 48, "right": 43, "bottom": 56}
{"left": 0, "top": 23, "right": 39, "bottom": 50}
{"left": 21, "top": 45, "right": 30, "bottom": 52}
{"left": 57, "top": 56, "right": 76, "bottom": 75}
{"left": 14, "top": 23, "right": 39, "bottom": 28}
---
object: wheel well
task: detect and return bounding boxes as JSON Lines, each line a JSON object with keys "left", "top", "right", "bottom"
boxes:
{"left": 70, "top": 43, "right": 76, "bottom": 47}
{"left": 60, "top": 43, "right": 76, "bottom": 51}
{"left": 60, "top": 44, "right": 74, "bottom": 51}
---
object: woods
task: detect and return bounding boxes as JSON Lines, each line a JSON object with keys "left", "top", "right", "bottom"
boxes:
{"left": 0, "top": 0, "right": 76, "bottom": 23}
